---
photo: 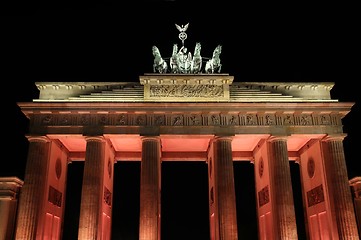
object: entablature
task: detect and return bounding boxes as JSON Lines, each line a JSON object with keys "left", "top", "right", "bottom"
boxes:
{"left": 18, "top": 102, "right": 352, "bottom": 136}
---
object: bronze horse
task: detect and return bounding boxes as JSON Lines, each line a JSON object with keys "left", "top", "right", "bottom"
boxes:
{"left": 152, "top": 45, "right": 168, "bottom": 74}
{"left": 191, "top": 42, "right": 202, "bottom": 74}
{"left": 205, "top": 45, "right": 222, "bottom": 74}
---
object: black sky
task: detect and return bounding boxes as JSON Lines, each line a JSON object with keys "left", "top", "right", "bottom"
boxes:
{"left": 5, "top": 1, "right": 360, "bottom": 239}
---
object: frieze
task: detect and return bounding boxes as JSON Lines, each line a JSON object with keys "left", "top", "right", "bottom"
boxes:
{"left": 115, "top": 114, "right": 128, "bottom": 125}
{"left": 171, "top": 115, "right": 184, "bottom": 126}
{"left": 265, "top": 114, "right": 276, "bottom": 125}
{"left": 41, "top": 115, "right": 52, "bottom": 125}
{"left": 59, "top": 114, "right": 73, "bottom": 125}
{"left": 227, "top": 115, "right": 239, "bottom": 125}
{"left": 187, "top": 114, "right": 202, "bottom": 126}
{"left": 153, "top": 115, "right": 166, "bottom": 126}
{"left": 149, "top": 85, "right": 223, "bottom": 98}
{"left": 245, "top": 114, "right": 258, "bottom": 125}
{"left": 320, "top": 114, "right": 332, "bottom": 125}
{"left": 98, "top": 115, "right": 110, "bottom": 125}
{"left": 283, "top": 115, "right": 295, "bottom": 125}
{"left": 33, "top": 113, "right": 342, "bottom": 127}
{"left": 80, "top": 115, "right": 91, "bottom": 125}
{"left": 208, "top": 114, "right": 221, "bottom": 125}
{"left": 134, "top": 115, "right": 147, "bottom": 126}
{"left": 297, "top": 115, "right": 313, "bottom": 125}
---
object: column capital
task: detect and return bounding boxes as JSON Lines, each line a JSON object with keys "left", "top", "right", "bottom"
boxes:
{"left": 268, "top": 135, "right": 288, "bottom": 142}
{"left": 0, "top": 177, "right": 24, "bottom": 200}
{"left": 349, "top": 177, "right": 361, "bottom": 186}
{"left": 141, "top": 136, "right": 161, "bottom": 142}
{"left": 322, "top": 134, "right": 347, "bottom": 142}
{"left": 26, "top": 135, "right": 50, "bottom": 142}
{"left": 214, "top": 135, "right": 233, "bottom": 142}
{"left": 349, "top": 177, "right": 361, "bottom": 198}
{"left": 84, "top": 136, "right": 105, "bottom": 142}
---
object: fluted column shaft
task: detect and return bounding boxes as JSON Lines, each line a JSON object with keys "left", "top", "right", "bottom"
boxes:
{"left": 139, "top": 136, "right": 161, "bottom": 240}
{"left": 349, "top": 177, "right": 361, "bottom": 236}
{"left": 322, "top": 136, "right": 359, "bottom": 239}
{"left": 268, "top": 136, "right": 298, "bottom": 239}
{"left": 15, "top": 136, "right": 50, "bottom": 240}
{"left": 213, "top": 136, "right": 238, "bottom": 240}
{"left": 78, "top": 136, "right": 106, "bottom": 240}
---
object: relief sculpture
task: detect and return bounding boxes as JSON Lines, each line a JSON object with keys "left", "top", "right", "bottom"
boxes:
{"left": 150, "top": 85, "right": 223, "bottom": 98}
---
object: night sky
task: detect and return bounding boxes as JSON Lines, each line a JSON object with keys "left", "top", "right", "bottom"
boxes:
{"left": 5, "top": 1, "right": 360, "bottom": 239}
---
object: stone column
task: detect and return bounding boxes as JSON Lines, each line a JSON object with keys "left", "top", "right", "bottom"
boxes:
{"left": 15, "top": 136, "right": 51, "bottom": 240}
{"left": 139, "top": 136, "right": 161, "bottom": 240}
{"left": 213, "top": 136, "right": 238, "bottom": 240}
{"left": 322, "top": 136, "right": 359, "bottom": 239}
{"left": 349, "top": 177, "right": 361, "bottom": 234}
{"left": 349, "top": 177, "right": 361, "bottom": 236}
{"left": 267, "top": 136, "right": 298, "bottom": 239}
{"left": 0, "top": 177, "right": 23, "bottom": 240}
{"left": 78, "top": 136, "right": 106, "bottom": 239}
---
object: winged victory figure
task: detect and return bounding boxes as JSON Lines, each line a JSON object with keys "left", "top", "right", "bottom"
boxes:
{"left": 175, "top": 23, "right": 189, "bottom": 45}
{"left": 175, "top": 23, "right": 189, "bottom": 33}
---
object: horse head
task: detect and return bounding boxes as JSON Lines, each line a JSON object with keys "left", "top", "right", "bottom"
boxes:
{"left": 152, "top": 46, "right": 161, "bottom": 58}
{"left": 205, "top": 45, "right": 222, "bottom": 74}
{"left": 170, "top": 44, "right": 180, "bottom": 73}
{"left": 213, "top": 45, "right": 222, "bottom": 58}
{"left": 152, "top": 45, "right": 168, "bottom": 73}
{"left": 191, "top": 42, "right": 202, "bottom": 73}
{"left": 194, "top": 42, "right": 201, "bottom": 56}
{"left": 172, "top": 44, "right": 178, "bottom": 56}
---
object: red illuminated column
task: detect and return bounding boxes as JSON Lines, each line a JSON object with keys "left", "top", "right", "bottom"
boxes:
{"left": 349, "top": 177, "right": 361, "bottom": 236}
{"left": 15, "top": 136, "right": 51, "bottom": 240}
{"left": 212, "top": 136, "right": 238, "bottom": 240}
{"left": 139, "top": 136, "right": 161, "bottom": 240}
{"left": 268, "top": 136, "right": 298, "bottom": 239}
{"left": 322, "top": 135, "right": 360, "bottom": 239}
{"left": 0, "top": 177, "right": 23, "bottom": 240}
{"left": 78, "top": 136, "right": 107, "bottom": 239}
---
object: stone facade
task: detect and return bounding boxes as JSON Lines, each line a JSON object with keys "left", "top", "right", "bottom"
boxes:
{"left": 13, "top": 75, "right": 359, "bottom": 239}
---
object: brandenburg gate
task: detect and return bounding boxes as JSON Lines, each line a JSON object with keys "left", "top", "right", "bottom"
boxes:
{"left": 11, "top": 74, "right": 359, "bottom": 239}
{"left": 8, "top": 24, "right": 360, "bottom": 240}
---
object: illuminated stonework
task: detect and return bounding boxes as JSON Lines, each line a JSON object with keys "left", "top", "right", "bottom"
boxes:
{"left": 13, "top": 75, "right": 360, "bottom": 239}
{"left": 141, "top": 74, "right": 233, "bottom": 102}
{"left": 307, "top": 184, "right": 324, "bottom": 207}
{"left": 258, "top": 158, "right": 264, "bottom": 178}
{"left": 258, "top": 185, "right": 269, "bottom": 207}
{"left": 48, "top": 186, "right": 62, "bottom": 207}
{"left": 307, "top": 157, "right": 315, "bottom": 178}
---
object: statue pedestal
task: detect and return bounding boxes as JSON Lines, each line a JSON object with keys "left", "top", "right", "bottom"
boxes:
{"left": 139, "top": 74, "right": 234, "bottom": 102}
